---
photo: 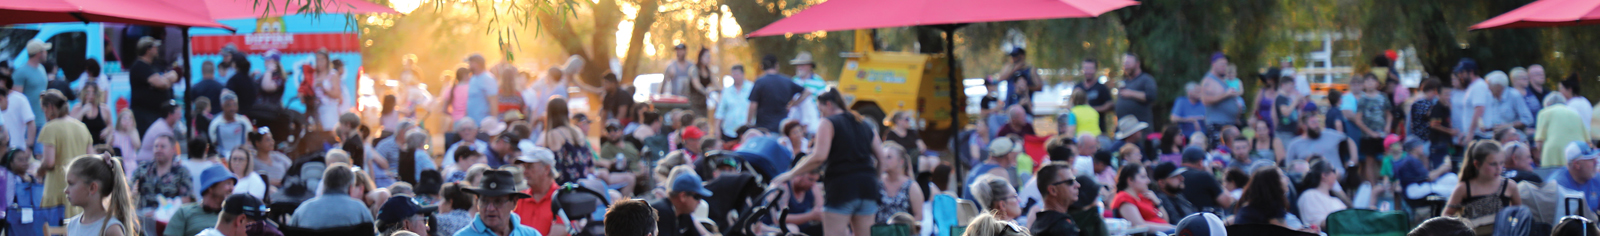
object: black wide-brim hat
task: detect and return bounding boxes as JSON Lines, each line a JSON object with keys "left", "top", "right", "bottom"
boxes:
{"left": 463, "top": 170, "right": 532, "bottom": 199}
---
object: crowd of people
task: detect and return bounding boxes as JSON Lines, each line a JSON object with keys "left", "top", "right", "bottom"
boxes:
{"left": 11, "top": 32, "right": 1600, "bottom": 236}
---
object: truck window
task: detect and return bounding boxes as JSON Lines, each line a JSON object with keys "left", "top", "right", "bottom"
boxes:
{"left": 48, "top": 32, "right": 88, "bottom": 82}
{"left": 0, "top": 28, "right": 41, "bottom": 65}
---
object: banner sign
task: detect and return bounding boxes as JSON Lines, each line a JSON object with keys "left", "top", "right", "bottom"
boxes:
{"left": 191, "top": 32, "right": 359, "bottom": 55}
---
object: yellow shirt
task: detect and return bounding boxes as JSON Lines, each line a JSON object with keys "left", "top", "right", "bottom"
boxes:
{"left": 1071, "top": 105, "right": 1102, "bottom": 136}
{"left": 39, "top": 118, "right": 92, "bottom": 209}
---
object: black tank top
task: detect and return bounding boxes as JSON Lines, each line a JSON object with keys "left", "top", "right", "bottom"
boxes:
{"left": 83, "top": 107, "right": 108, "bottom": 144}
{"left": 821, "top": 114, "right": 882, "bottom": 205}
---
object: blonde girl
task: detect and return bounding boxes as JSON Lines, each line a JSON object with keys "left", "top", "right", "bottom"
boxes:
{"left": 64, "top": 155, "right": 138, "bottom": 236}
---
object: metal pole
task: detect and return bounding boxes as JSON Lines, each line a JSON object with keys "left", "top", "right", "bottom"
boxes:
{"left": 183, "top": 26, "right": 193, "bottom": 136}
{"left": 942, "top": 26, "right": 962, "bottom": 197}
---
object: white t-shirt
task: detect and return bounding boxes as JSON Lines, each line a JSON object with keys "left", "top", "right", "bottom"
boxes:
{"left": 1571, "top": 97, "right": 1594, "bottom": 132}
{"left": 232, "top": 173, "right": 269, "bottom": 199}
{"left": 1, "top": 92, "right": 35, "bottom": 149}
{"left": 1297, "top": 189, "right": 1348, "bottom": 227}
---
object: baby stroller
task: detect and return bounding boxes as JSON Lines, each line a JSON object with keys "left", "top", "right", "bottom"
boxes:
{"left": 267, "top": 154, "right": 328, "bottom": 223}
{"left": 556, "top": 179, "right": 613, "bottom": 236}
{"left": 733, "top": 188, "right": 808, "bottom": 236}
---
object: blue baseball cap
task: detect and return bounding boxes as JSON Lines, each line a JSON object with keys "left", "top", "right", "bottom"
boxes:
{"left": 198, "top": 165, "right": 237, "bottom": 195}
{"left": 1454, "top": 58, "right": 1478, "bottom": 74}
{"left": 670, "top": 172, "right": 713, "bottom": 198}
{"left": 377, "top": 195, "right": 437, "bottom": 222}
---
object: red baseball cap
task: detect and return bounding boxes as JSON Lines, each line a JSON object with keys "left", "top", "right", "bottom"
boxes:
{"left": 681, "top": 126, "right": 706, "bottom": 140}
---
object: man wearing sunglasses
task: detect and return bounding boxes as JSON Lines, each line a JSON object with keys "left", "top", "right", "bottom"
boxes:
{"left": 196, "top": 194, "right": 275, "bottom": 236}
{"left": 651, "top": 167, "right": 714, "bottom": 236}
{"left": 1031, "top": 163, "right": 1082, "bottom": 236}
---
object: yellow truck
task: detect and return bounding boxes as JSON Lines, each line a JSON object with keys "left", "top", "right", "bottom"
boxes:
{"left": 836, "top": 30, "right": 965, "bottom": 150}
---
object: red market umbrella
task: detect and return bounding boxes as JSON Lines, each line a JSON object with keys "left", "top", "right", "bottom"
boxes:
{"left": 747, "top": 0, "right": 1138, "bottom": 37}
{"left": 0, "top": 0, "right": 230, "bottom": 28}
{"left": 1472, "top": 0, "right": 1600, "bottom": 29}
{"left": 167, "top": 0, "right": 398, "bottom": 22}
{"left": 746, "top": 0, "right": 1137, "bottom": 197}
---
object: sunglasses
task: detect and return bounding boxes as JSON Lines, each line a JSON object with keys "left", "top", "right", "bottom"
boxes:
{"left": 1050, "top": 178, "right": 1078, "bottom": 187}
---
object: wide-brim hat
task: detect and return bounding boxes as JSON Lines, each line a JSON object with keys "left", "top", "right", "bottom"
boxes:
{"left": 1113, "top": 115, "right": 1149, "bottom": 140}
{"left": 463, "top": 170, "right": 532, "bottom": 199}
{"left": 198, "top": 165, "right": 237, "bottom": 194}
{"left": 790, "top": 52, "right": 815, "bottom": 65}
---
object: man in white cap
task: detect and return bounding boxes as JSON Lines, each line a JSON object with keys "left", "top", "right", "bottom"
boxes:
{"left": 1554, "top": 141, "right": 1600, "bottom": 212}
{"left": 789, "top": 52, "right": 826, "bottom": 134}
{"left": 14, "top": 39, "right": 51, "bottom": 131}
{"left": 968, "top": 136, "right": 1021, "bottom": 186}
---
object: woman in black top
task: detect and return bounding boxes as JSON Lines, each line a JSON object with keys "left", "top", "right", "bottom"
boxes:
{"left": 776, "top": 87, "right": 883, "bottom": 236}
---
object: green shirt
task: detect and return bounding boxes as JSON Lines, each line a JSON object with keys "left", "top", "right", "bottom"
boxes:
{"left": 164, "top": 204, "right": 219, "bottom": 236}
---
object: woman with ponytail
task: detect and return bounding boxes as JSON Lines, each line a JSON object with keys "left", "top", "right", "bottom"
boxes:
{"left": 1443, "top": 140, "right": 1522, "bottom": 231}
{"left": 64, "top": 154, "right": 138, "bottom": 236}
{"left": 772, "top": 87, "right": 883, "bottom": 236}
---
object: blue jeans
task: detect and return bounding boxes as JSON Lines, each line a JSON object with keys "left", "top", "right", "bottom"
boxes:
{"left": 824, "top": 199, "right": 879, "bottom": 216}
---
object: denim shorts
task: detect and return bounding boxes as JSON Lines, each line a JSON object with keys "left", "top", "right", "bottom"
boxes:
{"left": 824, "top": 199, "right": 879, "bottom": 216}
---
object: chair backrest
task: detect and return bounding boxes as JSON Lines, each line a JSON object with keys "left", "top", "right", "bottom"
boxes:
{"left": 1324, "top": 209, "right": 1409, "bottom": 236}
{"left": 931, "top": 194, "right": 959, "bottom": 236}
{"left": 956, "top": 199, "right": 979, "bottom": 227}
{"left": 1226, "top": 223, "right": 1320, "bottom": 236}
{"left": 871, "top": 224, "right": 913, "bottom": 236}
{"left": 279, "top": 222, "right": 377, "bottom": 236}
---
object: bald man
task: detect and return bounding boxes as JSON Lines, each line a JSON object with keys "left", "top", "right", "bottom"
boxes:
{"left": 997, "top": 106, "right": 1036, "bottom": 138}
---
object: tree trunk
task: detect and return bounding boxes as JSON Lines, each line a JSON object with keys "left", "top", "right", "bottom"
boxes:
{"left": 621, "top": 0, "right": 660, "bottom": 83}
{"left": 724, "top": 0, "right": 796, "bottom": 75}
{"left": 583, "top": 0, "right": 622, "bottom": 85}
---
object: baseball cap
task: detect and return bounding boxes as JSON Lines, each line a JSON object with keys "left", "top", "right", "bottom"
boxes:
{"left": 481, "top": 117, "right": 507, "bottom": 135}
{"left": 1153, "top": 162, "right": 1187, "bottom": 179}
{"left": 1008, "top": 47, "right": 1026, "bottom": 57}
{"left": 1383, "top": 134, "right": 1402, "bottom": 150}
{"left": 681, "top": 126, "right": 706, "bottom": 140}
{"left": 1210, "top": 52, "right": 1227, "bottom": 63}
{"left": 1454, "top": 58, "right": 1478, "bottom": 74}
{"left": 515, "top": 145, "right": 559, "bottom": 173}
{"left": 670, "top": 171, "right": 713, "bottom": 198}
{"left": 989, "top": 137, "right": 1017, "bottom": 157}
{"left": 197, "top": 165, "right": 237, "bottom": 194}
{"left": 221, "top": 194, "right": 270, "bottom": 220}
{"left": 25, "top": 39, "right": 52, "bottom": 54}
{"left": 377, "top": 195, "right": 437, "bottom": 222}
{"left": 1566, "top": 141, "right": 1600, "bottom": 164}
{"left": 1181, "top": 146, "right": 1207, "bottom": 163}
{"left": 1175, "top": 213, "right": 1228, "bottom": 236}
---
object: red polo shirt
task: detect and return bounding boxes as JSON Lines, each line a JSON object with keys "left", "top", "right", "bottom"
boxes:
{"left": 515, "top": 182, "right": 562, "bottom": 234}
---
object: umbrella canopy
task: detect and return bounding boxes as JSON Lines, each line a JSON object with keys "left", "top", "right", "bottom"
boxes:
{"left": 747, "top": 0, "right": 1138, "bottom": 37}
{"left": 0, "top": 0, "right": 230, "bottom": 28}
{"left": 1472, "top": 0, "right": 1600, "bottom": 29}
{"left": 167, "top": 0, "right": 398, "bottom": 22}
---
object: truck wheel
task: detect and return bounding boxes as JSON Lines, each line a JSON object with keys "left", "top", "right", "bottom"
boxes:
{"left": 854, "top": 104, "right": 886, "bottom": 127}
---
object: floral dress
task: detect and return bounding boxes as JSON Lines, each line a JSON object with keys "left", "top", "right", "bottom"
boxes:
{"left": 875, "top": 180, "right": 914, "bottom": 222}
{"left": 133, "top": 162, "right": 193, "bottom": 209}
{"left": 555, "top": 142, "right": 594, "bottom": 184}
